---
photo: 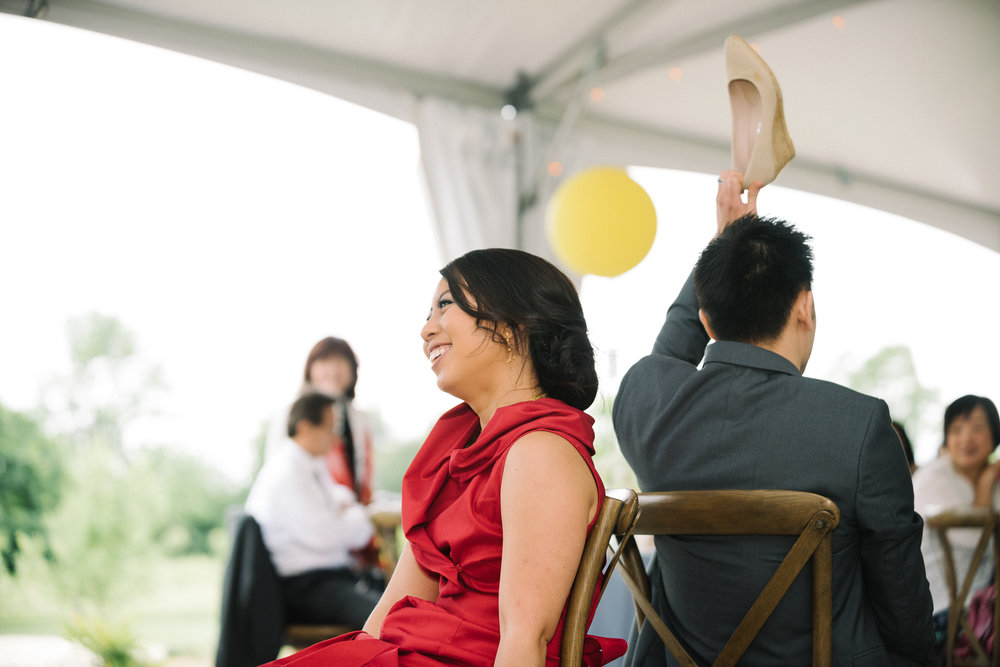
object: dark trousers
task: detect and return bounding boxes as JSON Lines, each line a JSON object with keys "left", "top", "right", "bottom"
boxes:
{"left": 280, "top": 568, "right": 382, "bottom": 629}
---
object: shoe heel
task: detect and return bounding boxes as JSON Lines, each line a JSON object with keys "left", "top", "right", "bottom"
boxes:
{"left": 725, "top": 35, "right": 795, "bottom": 188}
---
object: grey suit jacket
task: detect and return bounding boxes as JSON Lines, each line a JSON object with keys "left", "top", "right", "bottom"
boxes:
{"left": 612, "top": 271, "right": 935, "bottom": 666}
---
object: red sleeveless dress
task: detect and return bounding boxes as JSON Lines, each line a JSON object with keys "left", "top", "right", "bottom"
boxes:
{"left": 265, "top": 398, "right": 626, "bottom": 667}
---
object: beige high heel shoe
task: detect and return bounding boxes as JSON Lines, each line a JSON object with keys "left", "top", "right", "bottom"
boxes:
{"left": 725, "top": 34, "right": 795, "bottom": 188}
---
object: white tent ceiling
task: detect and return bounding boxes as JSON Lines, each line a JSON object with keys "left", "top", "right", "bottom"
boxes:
{"left": 4, "top": 0, "right": 998, "bottom": 253}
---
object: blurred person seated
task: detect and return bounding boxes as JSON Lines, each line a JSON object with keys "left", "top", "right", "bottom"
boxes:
{"left": 912, "top": 395, "right": 1000, "bottom": 627}
{"left": 247, "top": 391, "right": 381, "bottom": 627}
{"left": 893, "top": 420, "right": 918, "bottom": 474}
{"left": 266, "top": 337, "right": 376, "bottom": 504}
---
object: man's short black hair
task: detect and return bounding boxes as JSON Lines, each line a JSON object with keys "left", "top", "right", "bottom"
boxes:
{"left": 694, "top": 214, "right": 813, "bottom": 344}
{"left": 287, "top": 392, "right": 337, "bottom": 438}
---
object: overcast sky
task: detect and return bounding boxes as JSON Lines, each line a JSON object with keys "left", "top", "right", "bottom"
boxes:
{"left": 2, "top": 14, "right": 998, "bottom": 480}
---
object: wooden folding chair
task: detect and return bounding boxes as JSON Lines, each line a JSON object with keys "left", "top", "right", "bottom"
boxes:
{"left": 925, "top": 506, "right": 1000, "bottom": 667}
{"left": 616, "top": 490, "right": 840, "bottom": 667}
{"left": 560, "top": 488, "right": 641, "bottom": 666}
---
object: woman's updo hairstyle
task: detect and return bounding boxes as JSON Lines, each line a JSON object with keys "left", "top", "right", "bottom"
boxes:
{"left": 440, "top": 248, "right": 597, "bottom": 411}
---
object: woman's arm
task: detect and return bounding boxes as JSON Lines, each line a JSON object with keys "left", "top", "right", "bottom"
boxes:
{"left": 495, "top": 431, "right": 599, "bottom": 667}
{"left": 362, "top": 542, "right": 439, "bottom": 637}
{"left": 973, "top": 461, "right": 1000, "bottom": 507}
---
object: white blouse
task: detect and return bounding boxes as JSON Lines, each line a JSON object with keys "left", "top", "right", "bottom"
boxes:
{"left": 245, "top": 438, "right": 374, "bottom": 577}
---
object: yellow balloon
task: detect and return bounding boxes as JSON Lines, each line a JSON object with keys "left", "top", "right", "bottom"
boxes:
{"left": 545, "top": 167, "right": 657, "bottom": 277}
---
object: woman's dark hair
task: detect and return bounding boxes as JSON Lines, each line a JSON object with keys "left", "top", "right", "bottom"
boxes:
{"left": 891, "top": 421, "right": 916, "bottom": 468}
{"left": 440, "top": 248, "right": 597, "bottom": 411}
{"left": 944, "top": 395, "right": 1000, "bottom": 447}
{"left": 303, "top": 336, "right": 359, "bottom": 400}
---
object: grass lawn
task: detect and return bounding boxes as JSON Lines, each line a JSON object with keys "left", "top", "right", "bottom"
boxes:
{"left": 0, "top": 552, "right": 225, "bottom": 663}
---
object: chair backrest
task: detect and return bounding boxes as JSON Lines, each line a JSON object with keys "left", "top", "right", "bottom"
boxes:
{"left": 925, "top": 506, "right": 1000, "bottom": 667}
{"left": 616, "top": 490, "right": 840, "bottom": 667}
{"left": 560, "top": 488, "right": 640, "bottom": 667}
{"left": 216, "top": 513, "right": 286, "bottom": 667}
{"left": 216, "top": 513, "right": 359, "bottom": 657}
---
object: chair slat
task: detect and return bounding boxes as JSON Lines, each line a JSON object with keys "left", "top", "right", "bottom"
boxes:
{"left": 559, "top": 488, "right": 640, "bottom": 667}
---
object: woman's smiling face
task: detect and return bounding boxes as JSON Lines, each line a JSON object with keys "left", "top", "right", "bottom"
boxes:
{"left": 307, "top": 356, "right": 353, "bottom": 397}
{"left": 420, "top": 277, "right": 507, "bottom": 402}
{"left": 946, "top": 405, "right": 995, "bottom": 478}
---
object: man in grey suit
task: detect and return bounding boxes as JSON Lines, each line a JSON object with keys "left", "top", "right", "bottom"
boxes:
{"left": 613, "top": 172, "right": 935, "bottom": 666}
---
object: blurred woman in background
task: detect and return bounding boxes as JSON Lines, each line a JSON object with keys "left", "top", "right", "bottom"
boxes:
{"left": 912, "top": 395, "right": 1000, "bottom": 627}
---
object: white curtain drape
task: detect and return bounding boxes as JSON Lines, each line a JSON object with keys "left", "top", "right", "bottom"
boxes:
{"left": 416, "top": 97, "right": 520, "bottom": 261}
{"left": 415, "top": 96, "right": 598, "bottom": 276}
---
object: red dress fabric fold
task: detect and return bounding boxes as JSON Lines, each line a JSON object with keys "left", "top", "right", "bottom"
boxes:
{"left": 264, "top": 398, "right": 626, "bottom": 666}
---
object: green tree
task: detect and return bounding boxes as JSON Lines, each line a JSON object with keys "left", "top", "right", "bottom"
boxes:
{"left": 36, "top": 313, "right": 164, "bottom": 608}
{"left": 0, "top": 404, "right": 64, "bottom": 575}
{"left": 42, "top": 312, "right": 163, "bottom": 459}
{"left": 45, "top": 444, "right": 153, "bottom": 610}
{"left": 590, "top": 393, "right": 636, "bottom": 490}
{"left": 370, "top": 408, "right": 424, "bottom": 494}
{"left": 65, "top": 615, "right": 155, "bottom": 667}
{"left": 375, "top": 439, "right": 422, "bottom": 494}
{"left": 131, "top": 446, "right": 242, "bottom": 556}
{"left": 841, "top": 344, "right": 940, "bottom": 461}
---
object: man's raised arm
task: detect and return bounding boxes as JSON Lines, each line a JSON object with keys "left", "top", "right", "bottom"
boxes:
{"left": 652, "top": 171, "right": 762, "bottom": 362}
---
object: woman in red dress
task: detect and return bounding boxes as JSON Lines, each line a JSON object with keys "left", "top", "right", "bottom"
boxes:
{"left": 266, "top": 248, "right": 624, "bottom": 667}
